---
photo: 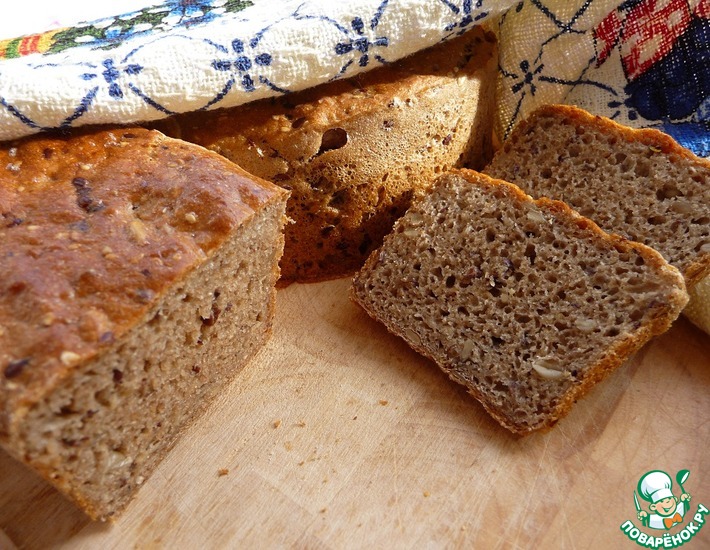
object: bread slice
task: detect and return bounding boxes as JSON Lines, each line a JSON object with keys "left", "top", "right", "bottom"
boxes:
{"left": 684, "top": 277, "right": 710, "bottom": 334}
{"left": 0, "top": 128, "right": 289, "bottom": 520}
{"left": 154, "top": 27, "right": 497, "bottom": 284}
{"left": 351, "top": 170, "right": 688, "bottom": 434}
{"left": 484, "top": 104, "right": 710, "bottom": 289}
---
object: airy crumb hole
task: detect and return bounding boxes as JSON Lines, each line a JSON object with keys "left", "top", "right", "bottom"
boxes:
{"left": 318, "top": 128, "right": 348, "bottom": 154}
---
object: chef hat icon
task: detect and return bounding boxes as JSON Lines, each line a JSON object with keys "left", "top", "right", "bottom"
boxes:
{"left": 638, "top": 470, "right": 674, "bottom": 503}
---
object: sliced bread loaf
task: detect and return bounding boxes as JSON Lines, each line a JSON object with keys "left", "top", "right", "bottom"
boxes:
{"left": 351, "top": 170, "right": 688, "bottom": 434}
{"left": 484, "top": 104, "right": 710, "bottom": 289}
{"left": 154, "top": 27, "right": 497, "bottom": 284}
{"left": 0, "top": 128, "right": 289, "bottom": 519}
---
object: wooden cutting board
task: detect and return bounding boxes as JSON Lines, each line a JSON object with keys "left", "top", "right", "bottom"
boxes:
{"left": 1, "top": 278, "right": 709, "bottom": 549}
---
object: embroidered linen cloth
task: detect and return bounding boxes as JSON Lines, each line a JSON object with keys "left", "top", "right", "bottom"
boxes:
{"left": 1, "top": 0, "right": 708, "bottom": 331}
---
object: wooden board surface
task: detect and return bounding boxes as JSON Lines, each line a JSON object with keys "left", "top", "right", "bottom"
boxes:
{"left": 1, "top": 278, "right": 709, "bottom": 549}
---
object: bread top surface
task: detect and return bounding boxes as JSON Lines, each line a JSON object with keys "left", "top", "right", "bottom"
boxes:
{"left": 0, "top": 127, "right": 287, "bottom": 425}
{"left": 486, "top": 104, "right": 710, "bottom": 286}
{"left": 157, "top": 27, "right": 497, "bottom": 166}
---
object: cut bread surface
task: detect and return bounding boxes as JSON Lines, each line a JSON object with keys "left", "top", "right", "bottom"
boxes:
{"left": 352, "top": 170, "right": 688, "bottom": 434}
{"left": 484, "top": 104, "right": 710, "bottom": 289}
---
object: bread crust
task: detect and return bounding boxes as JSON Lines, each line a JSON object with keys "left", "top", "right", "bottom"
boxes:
{"left": 0, "top": 128, "right": 286, "bottom": 429}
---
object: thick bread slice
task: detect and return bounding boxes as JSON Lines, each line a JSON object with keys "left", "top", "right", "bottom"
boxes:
{"left": 0, "top": 128, "right": 289, "bottom": 520}
{"left": 484, "top": 104, "right": 710, "bottom": 289}
{"left": 351, "top": 170, "right": 688, "bottom": 434}
{"left": 155, "top": 27, "right": 497, "bottom": 284}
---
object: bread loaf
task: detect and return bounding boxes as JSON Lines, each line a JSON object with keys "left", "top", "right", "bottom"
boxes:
{"left": 154, "top": 27, "right": 497, "bottom": 284}
{"left": 484, "top": 104, "right": 710, "bottom": 289}
{"left": 351, "top": 170, "right": 688, "bottom": 434}
{"left": 0, "top": 128, "right": 289, "bottom": 520}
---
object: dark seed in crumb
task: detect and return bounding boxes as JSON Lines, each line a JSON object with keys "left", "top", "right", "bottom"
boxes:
{"left": 3, "top": 213, "right": 23, "bottom": 228}
{"left": 4, "top": 358, "right": 30, "bottom": 379}
{"left": 112, "top": 369, "right": 123, "bottom": 383}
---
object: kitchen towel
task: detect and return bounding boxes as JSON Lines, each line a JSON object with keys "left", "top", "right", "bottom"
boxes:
{"left": 1, "top": 0, "right": 707, "bottom": 155}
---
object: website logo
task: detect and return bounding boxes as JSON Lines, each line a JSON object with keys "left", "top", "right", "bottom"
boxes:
{"left": 620, "top": 469, "right": 708, "bottom": 547}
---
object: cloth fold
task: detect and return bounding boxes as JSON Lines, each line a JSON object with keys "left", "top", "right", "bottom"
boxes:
{"left": 0, "top": 0, "right": 508, "bottom": 140}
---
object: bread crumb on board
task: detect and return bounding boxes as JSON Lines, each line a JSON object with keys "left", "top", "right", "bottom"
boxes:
{"left": 217, "top": 468, "right": 230, "bottom": 477}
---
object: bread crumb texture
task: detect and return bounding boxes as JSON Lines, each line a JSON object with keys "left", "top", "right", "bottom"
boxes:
{"left": 352, "top": 170, "right": 688, "bottom": 434}
{"left": 0, "top": 127, "right": 288, "bottom": 520}
{"left": 484, "top": 104, "right": 710, "bottom": 289}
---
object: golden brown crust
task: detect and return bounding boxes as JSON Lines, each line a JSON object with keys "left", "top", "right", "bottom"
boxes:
{"left": 155, "top": 28, "right": 497, "bottom": 284}
{"left": 0, "top": 127, "right": 288, "bottom": 434}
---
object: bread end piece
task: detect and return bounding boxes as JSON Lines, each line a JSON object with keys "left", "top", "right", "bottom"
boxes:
{"left": 0, "top": 128, "right": 289, "bottom": 520}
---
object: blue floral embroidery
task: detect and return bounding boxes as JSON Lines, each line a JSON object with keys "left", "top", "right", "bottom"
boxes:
{"left": 81, "top": 59, "right": 143, "bottom": 99}
{"left": 498, "top": 0, "right": 614, "bottom": 139}
{"left": 441, "top": 0, "right": 489, "bottom": 35}
{"left": 508, "top": 60, "right": 544, "bottom": 96}
{"left": 297, "top": 0, "right": 390, "bottom": 78}
{"left": 335, "top": 12, "right": 389, "bottom": 67}
{"left": 200, "top": 29, "right": 288, "bottom": 110}
{"left": 212, "top": 38, "right": 273, "bottom": 93}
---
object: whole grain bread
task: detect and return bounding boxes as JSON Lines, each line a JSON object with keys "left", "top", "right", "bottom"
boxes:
{"left": 484, "top": 104, "right": 710, "bottom": 289}
{"left": 0, "top": 128, "right": 289, "bottom": 520}
{"left": 154, "top": 27, "right": 497, "bottom": 284}
{"left": 351, "top": 170, "right": 688, "bottom": 434}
